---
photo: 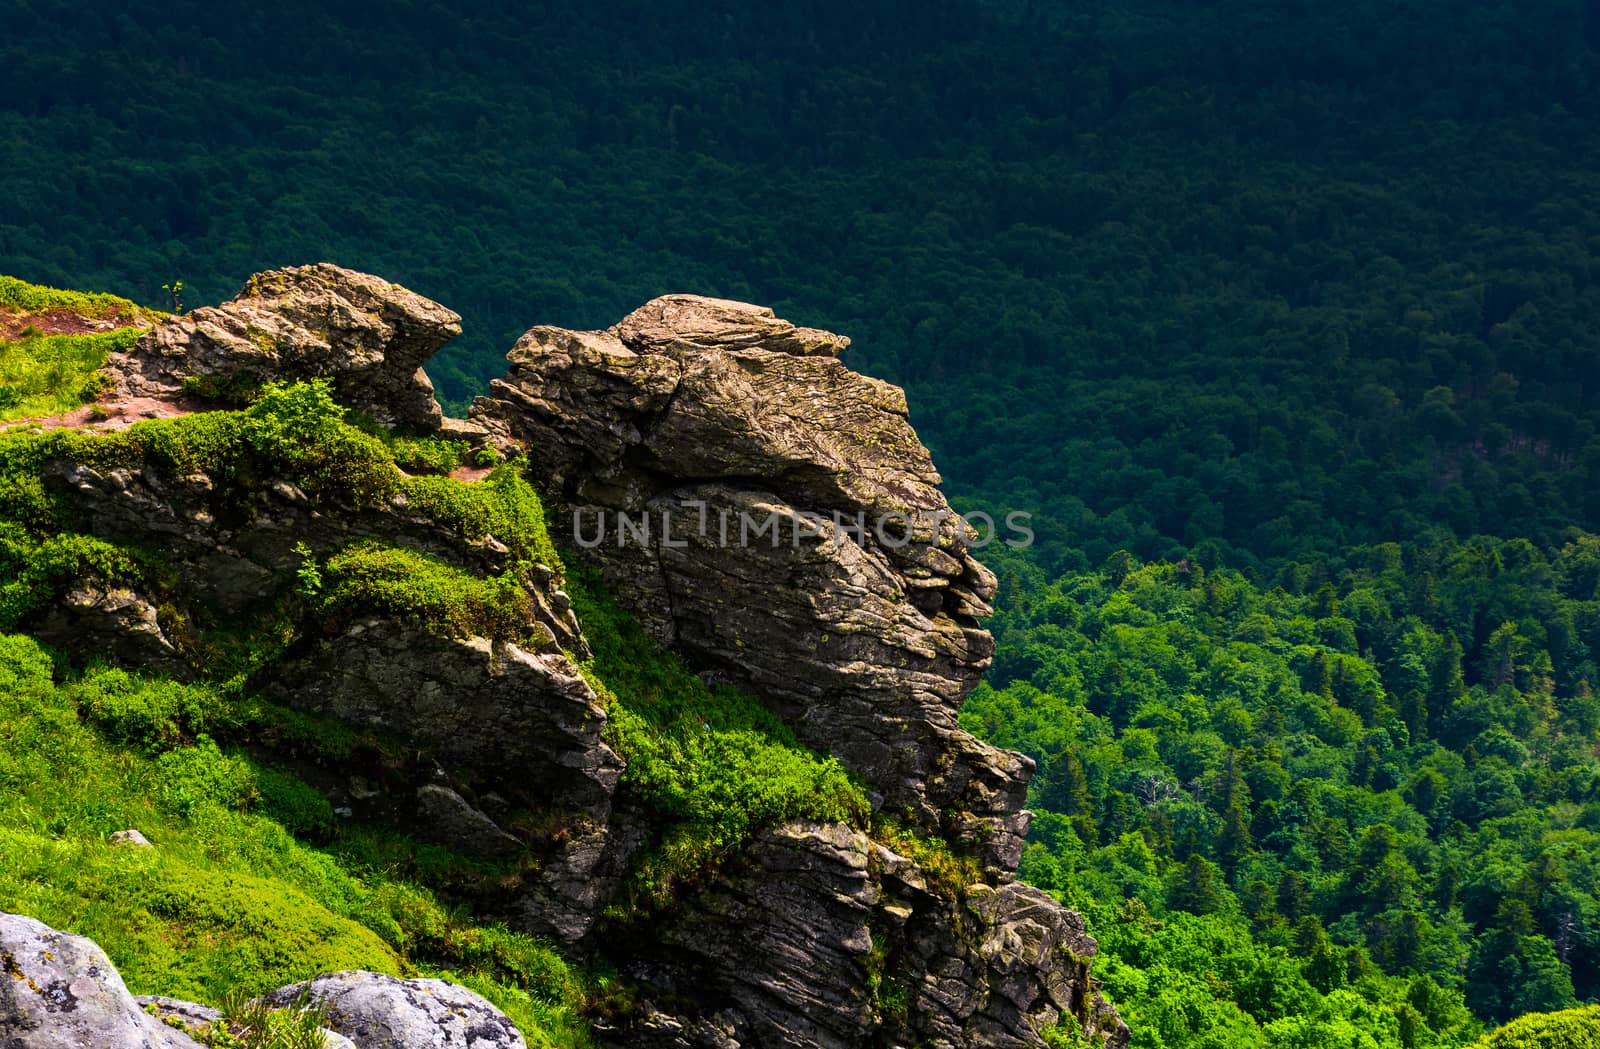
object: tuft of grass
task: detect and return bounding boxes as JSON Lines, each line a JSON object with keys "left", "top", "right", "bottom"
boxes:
{"left": 869, "top": 818, "right": 983, "bottom": 900}
{"left": 199, "top": 986, "right": 334, "bottom": 1049}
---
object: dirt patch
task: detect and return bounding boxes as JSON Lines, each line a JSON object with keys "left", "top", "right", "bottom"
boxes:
{"left": 14, "top": 394, "right": 200, "bottom": 434}
{"left": 0, "top": 305, "right": 150, "bottom": 341}
{"left": 448, "top": 463, "right": 495, "bottom": 483}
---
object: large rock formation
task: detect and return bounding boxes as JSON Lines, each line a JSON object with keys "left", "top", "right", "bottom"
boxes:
{"left": 17, "top": 270, "right": 1125, "bottom": 1049}
{"left": 472, "top": 294, "right": 1125, "bottom": 1048}
{"left": 471, "top": 295, "right": 1032, "bottom": 871}
{"left": 104, "top": 263, "right": 460, "bottom": 430}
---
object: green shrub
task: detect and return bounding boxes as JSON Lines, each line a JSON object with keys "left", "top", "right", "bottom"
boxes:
{"left": 154, "top": 739, "right": 259, "bottom": 817}
{"left": 193, "top": 986, "right": 333, "bottom": 1049}
{"left": 253, "top": 766, "right": 336, "bottom": 840}
{"left": 0, "top": 527, "right": 158, "bottom": 630}
{"left": 75, "top": 667, "right": 228, "bottom": 752}
{"left": 398, "top": 463, "right": 562, "bottom": 571}
{"left": 1471, "top": 1006, "right": 1600, "bottom": 1049}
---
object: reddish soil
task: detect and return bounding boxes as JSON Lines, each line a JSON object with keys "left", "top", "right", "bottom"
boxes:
{"left": 0, "top": 305, "right": 148, "bottom": 341}
{"left": 16, "top": 394, "right": 198, "bottom": 433}
{"left": 448, "top": 463, "right": 495, "bottom": 483}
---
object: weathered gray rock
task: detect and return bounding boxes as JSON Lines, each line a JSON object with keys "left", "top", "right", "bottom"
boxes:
{"left": 104, "top": 263, "right": 460, "bottom": 430}
{"left": 615, "top": 294, "right": 850, "bottom": 358}
{"left": 414, "top": 784, "right": 526, "bottom": 858}
{"left": 472, "top": 296, "right": 1025, "bottom": 868}
{"left": 134, "top": 995, "right": 222, "bottom": 1029}
{"left": 30, "top": 584, "right": 182, "bottom": 671}
{"left": 611, "top": 823, "right": 1127, "bottom": 1049}
{"left": 109, "top": 829, "right": 153, "bottom": 847}
{"left": 0, "top": 912, "right": 203, "bottom": 1048}
{"left": 267, "top": 621, "right": 623, "bottom": 944}
{"left": 260, "top": 972, "right": 528, "bottom": 1049}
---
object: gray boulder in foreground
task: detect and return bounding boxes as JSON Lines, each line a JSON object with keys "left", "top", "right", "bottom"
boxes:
{"left": 0, "top": 911, "right": 202, "bottom": 1048}
{"left": 260, "top": 972, "right": 528, "bottom": 1048}
{"left": 1, "top": 911, "right": 521, "bottom": 1049}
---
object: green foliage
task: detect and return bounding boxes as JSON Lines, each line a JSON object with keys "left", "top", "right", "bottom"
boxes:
{"left": 319, "top": 541, "right": 534, "bottom": 641}
{"left": 0, "top": 632, "right": 593, "bottom": 1047}
{"left": 1470, "top": 1005, "right": 1600, "bottom": 1049}
{"left": 967, "top": 535, "right": 1600, "bottom": 1044}
{"left": 75, "top": 667, "right": 230, "bottom": 751}
{"left": 567, "top": 569, "right": 868, "bottom": 911}
{"left": 0, "top": 379, "right": 562, "bottom": 645}
{"left": 397, "top": 463, "right": 563, "bottom": 571}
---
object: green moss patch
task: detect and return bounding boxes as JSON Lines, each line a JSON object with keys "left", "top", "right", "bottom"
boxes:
{"left": 319, "top": 542, "right": 535, "bottom": 642}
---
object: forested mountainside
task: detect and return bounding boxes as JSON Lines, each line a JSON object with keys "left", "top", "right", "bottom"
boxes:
{"left": 4, "top": 1, "right": 1600, "bottom": 1047}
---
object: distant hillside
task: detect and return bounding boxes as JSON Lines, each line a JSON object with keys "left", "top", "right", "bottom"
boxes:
{"left": 2, "top": 0, "right": 1598, "bottom": 567}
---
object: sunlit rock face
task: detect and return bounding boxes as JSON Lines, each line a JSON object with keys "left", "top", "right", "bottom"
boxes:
{"left": 472, "top": 293, "right": 1031, "bottom": 871}
{"left": 106, "top": 262, "right": 461, "bottom": 430}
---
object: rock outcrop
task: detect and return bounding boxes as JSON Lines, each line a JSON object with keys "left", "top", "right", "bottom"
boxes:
{"left": 16, "top": 270, "right": 1125, "bottom": 1049}
{"left": 472, "top": 294, "right": 1125, "bottom": 1048}
{"left": 104, "top": 263, "right": 460, "bottom": 430}
{"left": 472, "top": 295, "right": 1031, "bottom": 871}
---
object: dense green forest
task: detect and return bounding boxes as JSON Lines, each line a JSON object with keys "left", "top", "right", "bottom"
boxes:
{"left": 966, "top": 534, "right": 1600, "bottom": 1046}
{"left": 5, "top": 0, "right": 1600, "bottom": 1045}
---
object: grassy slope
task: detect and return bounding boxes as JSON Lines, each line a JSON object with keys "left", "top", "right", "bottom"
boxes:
{"left": 0, "top": 274, "right": 158, "bottom": 421}
{"left": 0, "top": 633, "right": 592, "bottom": 1046}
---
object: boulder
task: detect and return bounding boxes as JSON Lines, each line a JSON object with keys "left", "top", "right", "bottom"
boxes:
{"left": 259, "top": 972, "right": 527, "bottom": 1049}
{"left": 104, "top": 263, "right": 459, "bottom": 430}
{"left": 109, "top": 829, "right": 153, "bottom": 847}
{"left": 0, "top": 911, "right": 203, "bottom": 1048}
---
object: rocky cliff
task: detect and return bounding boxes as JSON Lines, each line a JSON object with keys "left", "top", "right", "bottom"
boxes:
{"left": 12, "top": 265, "right": 1126, "bottom": 1049}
